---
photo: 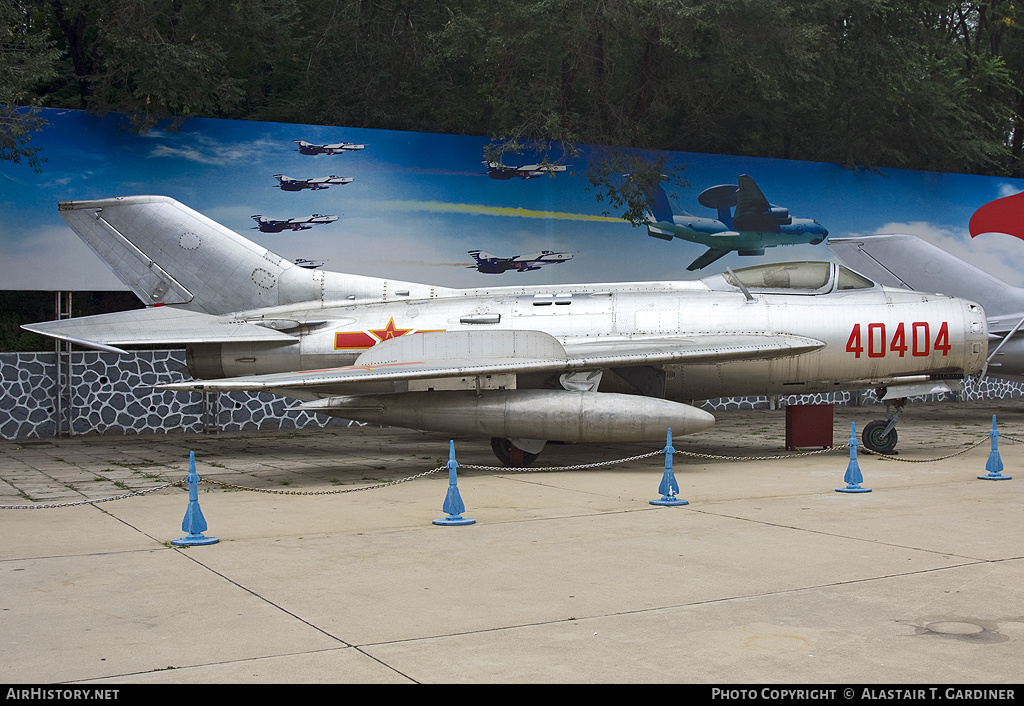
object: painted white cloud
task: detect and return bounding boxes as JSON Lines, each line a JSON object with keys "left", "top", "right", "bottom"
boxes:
{"left": 997, "top": 182, "right": 1024, "bottom": 199}
{"left": 0, "top": 224, "right": 126, "bottom": 291}
{"left": 147, "top": 134, "right": 277, "bottom": 166}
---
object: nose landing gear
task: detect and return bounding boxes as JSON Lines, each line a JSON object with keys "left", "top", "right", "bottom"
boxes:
{"left": 861, "top": 398, "right": 905, "bottom": 454}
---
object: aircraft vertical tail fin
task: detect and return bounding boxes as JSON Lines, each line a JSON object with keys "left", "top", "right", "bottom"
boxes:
{"left": 647, "top": 183, "right": 677, "bottom": 223}
{"left": 59, "top": 195, "right": 320, "bottom": 316}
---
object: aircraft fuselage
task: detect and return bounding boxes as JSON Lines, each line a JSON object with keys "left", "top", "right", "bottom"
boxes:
{"left": 184, "top": 267, "right": 987, "bottom": 404}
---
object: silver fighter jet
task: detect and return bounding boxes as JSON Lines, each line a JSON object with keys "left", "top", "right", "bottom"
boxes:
{"left": 25, "top": 196, "right": 988, "bottom": 466}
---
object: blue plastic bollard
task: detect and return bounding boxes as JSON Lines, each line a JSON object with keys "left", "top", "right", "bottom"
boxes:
{"left": 836, "top": 422, "right": 871, "bottom": 493}
{"left": 651, "top": 429, "right": 688, "bottom": 506}
{"left": 433, "top": 440, "right": 475, "bottom": 525}
{"left": 979, "top": 415, "right": 1012, "bottom": 480}
{"left": 172, "top": 451, "right": 219, "bottom": 546}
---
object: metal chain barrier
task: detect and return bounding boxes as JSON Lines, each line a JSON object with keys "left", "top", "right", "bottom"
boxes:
{"left": 671, "top": 445, "right": 846, "bottom": 462}
{"left": 859, "top": 436, "right": 990, "bottom": 462}
{"left": 2, "top": 424, "right": 1017, "bottom": 508}
{"left": 461, "top": 450, "right": 664, "bottom": 473}
{"left": 199, "top": 466, "right": 446, "bottom": 494}
{"left": 0, "top": 482, "right": 181, "bottom": 510}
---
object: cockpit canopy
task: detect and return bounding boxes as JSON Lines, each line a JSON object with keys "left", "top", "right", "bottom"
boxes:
{"left": 706, "top": 261, "right": 876, "bottom": 294}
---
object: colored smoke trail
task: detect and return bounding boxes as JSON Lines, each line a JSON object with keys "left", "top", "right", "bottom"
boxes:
{"left": 372, "top": 200, "right": 624, "bottom": 223}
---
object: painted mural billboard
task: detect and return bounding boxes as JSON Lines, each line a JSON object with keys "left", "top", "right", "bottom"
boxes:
{"left": 3, "top": 107, "right": 1024, "bottom": 292}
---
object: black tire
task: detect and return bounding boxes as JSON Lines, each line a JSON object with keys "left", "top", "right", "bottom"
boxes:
{"left": 862, "top": 419, "right": 898, "bottom": 454}
{"left": 490, "top": 437, "right": 541, "bottom": 467}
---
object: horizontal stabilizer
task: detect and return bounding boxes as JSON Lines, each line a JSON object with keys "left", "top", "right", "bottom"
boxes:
{"left": 22, "top": 306, "right": 297, "bottom": 348}
{"left": 646, "top": 225, "right": 675, "bottom": 241}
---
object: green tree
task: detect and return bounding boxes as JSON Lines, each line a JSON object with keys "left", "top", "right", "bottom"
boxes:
{"left": 5, "top": 1, "right": 1024, "bottom": 182}
{"left": 0, "top": 1, "right": 59, "bottom": 170}
{"left": 788, "top": 0, "right": 1014, "bottom": 173}
{"left": 939, "top": 1, "right": 1024, "bottom": 175}
{"left": 39, "top": 0, "right": 308, "bottom": 131}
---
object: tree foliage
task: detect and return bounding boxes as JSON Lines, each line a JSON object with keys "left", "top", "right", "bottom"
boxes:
{"left": 5, "top": 1, "right": 1024, "bottom": 210}
{"left": 1, "top": 2, "right": 59, "bottom": 170}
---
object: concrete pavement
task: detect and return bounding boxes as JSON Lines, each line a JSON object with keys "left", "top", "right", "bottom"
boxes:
{"left": 1, "top": 401, "right": 1021, "bottom": 684}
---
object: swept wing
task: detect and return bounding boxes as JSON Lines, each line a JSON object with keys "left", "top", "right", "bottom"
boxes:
{"left": 732, "top": 175, "right": 792, "bottom": 232}
{"left": 158, "top": 329, "right": 824, "bottom": 393}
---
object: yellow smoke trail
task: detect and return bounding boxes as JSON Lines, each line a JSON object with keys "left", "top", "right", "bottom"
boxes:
{"left": 372, "top": 200, "right": 624, "bottom": 223}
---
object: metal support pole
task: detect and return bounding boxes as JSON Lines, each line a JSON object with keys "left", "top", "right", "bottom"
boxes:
{"left": 54, "top": 291, "right": 73, "bottom": 438}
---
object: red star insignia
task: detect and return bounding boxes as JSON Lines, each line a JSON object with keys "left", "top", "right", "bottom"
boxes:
{"left": 369, "top": 317, "right": 413, "bottom": 342}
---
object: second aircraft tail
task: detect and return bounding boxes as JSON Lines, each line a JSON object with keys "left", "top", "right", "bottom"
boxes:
{"left": 829, "top": 233, "right": 1024, "bottom": 320}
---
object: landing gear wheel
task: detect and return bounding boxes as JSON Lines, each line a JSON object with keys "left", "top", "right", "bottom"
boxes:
{"left": 490, "top": 437, "right": 541, "bottom": 468}
{"left": 862, "top": 419, "right": 898, "bottom": 454}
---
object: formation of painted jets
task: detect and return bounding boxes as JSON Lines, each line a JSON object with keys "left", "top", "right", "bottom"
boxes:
{"left": 293, "top": 258, "right": 327, "bottom": 269}
{"left": 274, "top": 174, "right": 353, "bottom": 191}
{"left": 294, "top": 140, "right": 365, "bottom": 155}
{"left": 467, "top": 249, "right": 574, "bottom": 273}
{"left": 251, "top": 214, "right": 338, "bottom": 232}
{"left": 484, "top": 161, "right": 568, "bottom": 180}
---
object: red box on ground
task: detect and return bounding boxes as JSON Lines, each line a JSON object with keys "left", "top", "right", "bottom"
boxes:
{"left": 785, "top": 404, "right": 834, "bottom": 450}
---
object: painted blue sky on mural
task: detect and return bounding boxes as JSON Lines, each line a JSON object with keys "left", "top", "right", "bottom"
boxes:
{"left": 3, "top": 107, "right": 1024, "bottom": 290}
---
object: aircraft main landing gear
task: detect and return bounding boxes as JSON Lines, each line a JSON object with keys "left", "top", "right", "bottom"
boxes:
{"left": 861, "top": 397, "right": 906, "bottom": 454}
{"left": 490, "top": 437, "right": 544, "bottom": 467}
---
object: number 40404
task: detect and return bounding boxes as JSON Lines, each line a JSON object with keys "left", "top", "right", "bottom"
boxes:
{"left": 846, "top": 322, "right": 951, "bottom": 358}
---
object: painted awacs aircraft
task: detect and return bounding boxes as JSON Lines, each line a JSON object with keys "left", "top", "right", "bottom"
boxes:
{"left": 294, "top": 140, "right": 365, "bottom": 155}
{"left": 484, "top": 161, "right": 567, "bottom": 180}
{"left": 252, "top": 214, "right": 338, "bottom": 233}
{"left": 25, "top": 196, "right": 986, "bottom": 466}
{"left": 468, "top": 249, "right": 574, "bottom": 274}
{"left": 646, "top": 175, "right": 829, "bottom": 271}
{"left": 274, "top": 174, "right": 353, "bottom": 191}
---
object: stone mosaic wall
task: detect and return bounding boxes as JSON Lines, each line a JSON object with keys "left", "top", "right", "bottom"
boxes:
{"left": 0, "top": 351, "right": 355, "bottom": 440}
{"left": 702, "top": 373, "right": 1024, "bottom": 410}
{"left": 1, "top": 350, "right": 1021, "bottom": 440}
